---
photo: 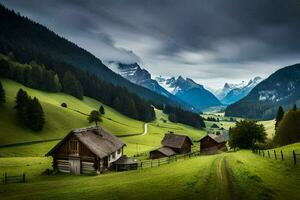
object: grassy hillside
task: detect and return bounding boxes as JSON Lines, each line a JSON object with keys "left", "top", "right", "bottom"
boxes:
{"left": 0, "top": 79, "right": 299, "bottom": 200}
{"left": 0, "top": 79, "right": 205, "bottom": 156}
{"left": 0, "top": 147, "right": 299, "bottom": 200}
{"left": 0, "top": 79, "right": 144, "bottom": 145}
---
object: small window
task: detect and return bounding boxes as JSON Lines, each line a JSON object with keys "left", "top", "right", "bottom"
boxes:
{"left": 117, "top": 149, "right": 121, "bottom": 154}
{"left": 112, "top": 152, "right": 116, "bottom": 159}
{"left": 69, "top": 140, "right": 79, "bottom": 154}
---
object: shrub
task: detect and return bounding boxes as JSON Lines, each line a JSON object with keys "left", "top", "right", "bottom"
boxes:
{"left": 61, "top": 102, "right": 67, "bottom": 108}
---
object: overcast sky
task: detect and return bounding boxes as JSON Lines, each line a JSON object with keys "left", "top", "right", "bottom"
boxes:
{"left": 2, "top": 0, "right": 300, "bottom": 89}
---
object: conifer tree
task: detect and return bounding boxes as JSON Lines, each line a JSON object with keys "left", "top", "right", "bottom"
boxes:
{"left": 25, "top": 97, "right": 45, "bottom": 131}
{"left": 99, "top": 105, "right": 105, "bottom": 115}
{"left": 275, "top": 106, "right": 284, "bottom": 129}
{"left": 14, "top": 89, "right": 29, "bottom": 121}
{"left": 0, "top": 81, "right": 5, "bottom": 105}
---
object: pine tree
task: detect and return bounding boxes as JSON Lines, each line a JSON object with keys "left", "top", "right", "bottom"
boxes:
{"left": 25, "top": 97, "right": 45, "bottom": 131}
{"left": 293, "top": 104, "right": 297, "bottom": 111}
{"left": 275, "top": 106, "right": 284, "bottom": 129}
{"left": 0, "top": 81, "right": 5, "bottom": 105}
{"left": 63, "top": 71, "right": 83, "bottom": 99}
{"left": 99, "top": 105, "right": 105, "bottom": 115}
{"left": 88, "top": 110, "right": 102, "bottom": 126}
{"left": 14, "top": 89, "right": 29, "bottom": 122}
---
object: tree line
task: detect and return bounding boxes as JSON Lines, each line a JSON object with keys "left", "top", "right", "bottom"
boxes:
{"left": 228, "top": 104, "right": 300, "bottom": 150}
{"left": 163, "top": 105, "right": 205, "bottom": 129}
{"left": 274, "top": 104, "right": 300, "bottom": 146}
{"left": 0, "top": 53, "right": 155, "bottom": 122}
{"left": 1, "top": 79, "right": 45, "bottom": 132}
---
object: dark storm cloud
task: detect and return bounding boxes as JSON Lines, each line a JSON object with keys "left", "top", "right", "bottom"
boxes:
{"left": 1, "top": 0, "right": 300, "bottom": 88}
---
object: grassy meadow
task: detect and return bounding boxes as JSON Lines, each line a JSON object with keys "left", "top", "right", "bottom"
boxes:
{"left": 0, "top": 149, "right": 300, "bottom": 200}
{"left": 1, "top": 79, "right": 299, "bottom": 200}
{"left": 0, "top": 78, "right": 204, "bottom": 157}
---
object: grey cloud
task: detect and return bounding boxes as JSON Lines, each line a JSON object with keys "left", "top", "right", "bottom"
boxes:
{"left": 1, "top": 0, "right": 300, "bottom": 88}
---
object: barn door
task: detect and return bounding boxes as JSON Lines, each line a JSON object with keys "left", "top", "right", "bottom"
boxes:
{"left": 69, "top": 158, "right": 81, "bottom": 174}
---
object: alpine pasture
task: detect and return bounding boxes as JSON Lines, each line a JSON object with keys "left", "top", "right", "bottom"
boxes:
{"left": 0, "top": 79, "right": 300, "bottom": 200}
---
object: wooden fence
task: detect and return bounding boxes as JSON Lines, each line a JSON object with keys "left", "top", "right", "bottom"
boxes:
{"left": 0, "top": 173, "right": 26, "bottom": 184}
{"left": 138, "top": 151, "right": 200, "bottom": 169}
{"left": 253, "top": 149, "right": 299, "bottom": 165}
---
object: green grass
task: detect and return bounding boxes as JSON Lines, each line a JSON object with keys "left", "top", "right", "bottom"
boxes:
{"left": 0, "top": 79, "right": 204, "bottom": 157}
{"left": 0, "top": 79, "right": 144, "bottom": 146}
{"left": 259, "top": 120, "right": 275, "bottom": 139}
{"left": 1, "top": 79, "right": 298, "bottom": 200}
{"left": 0, "top": 148, "right": 299, "bottom": 200}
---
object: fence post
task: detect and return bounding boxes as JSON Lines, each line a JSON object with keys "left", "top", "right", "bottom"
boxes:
{"left": 293, "top": 150, "right": 296, "bottom": 165}
{"left": 151, "top": 160, "right": 153, "bottom": 168}
{"left": 22, "top": 173, "right": 26, "bottom": 183}
{"left": 263, "top": 151, "right": 265, "bottom": 157}
{"left": 274, "top": 150, "right": 277, "bottom": 160}
{"left": 268, "top": 151, "right": 270, "bottom": 158}
{"left": 280, "top": 150, "right": 284, "bottom": 161}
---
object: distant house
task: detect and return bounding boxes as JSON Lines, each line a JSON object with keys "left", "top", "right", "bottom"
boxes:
{"left": 150, "top": 133, "right": 193, "bottom": 159}
{"left": 199, "top": 134, "right": 227, "bottom": 154}
{"left": 46, "top": 126, "right": 126, "bottom": 174}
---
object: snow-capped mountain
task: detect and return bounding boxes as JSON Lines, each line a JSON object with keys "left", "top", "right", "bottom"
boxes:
{"left": 107, "top": 62, "right": 221, "bottom": 111}
{"left": 105, "top": 62, "right": 197, "bottom": 111}
{"left": 225, "top": 63, "right": 300, "bottom": 119}
{"left": 216, "top": 77, "right": 263, "bottom": 105}
{"left": 106, "top": 62, "right": 171, "bottom": 97}
{"left": 156, "top": 76, "right": 222, "bottom": 110}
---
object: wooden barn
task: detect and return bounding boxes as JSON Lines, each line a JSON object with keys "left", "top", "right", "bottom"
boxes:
{"left": 46, "top": 126, "right": 126, "bottom": 174}
{"left": 199, "top": 134, "right": 227, "bottom": 154}
{"left": 150, "top": 133, "right": 193, "bottom": 159}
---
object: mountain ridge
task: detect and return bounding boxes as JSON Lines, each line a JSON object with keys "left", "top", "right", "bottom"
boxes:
{"left": 225, "top": 64, "right": 300, "bottom": 119}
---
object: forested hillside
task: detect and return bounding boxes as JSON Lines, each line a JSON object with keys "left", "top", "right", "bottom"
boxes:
{"left": 225, "top": 63, "right": 300, "bottom": 119}
{"left": 0, "top": 4, "right": 189, "bottom": 111}
{"left": 0, "top": 54, "right": 155, "bottom": 122}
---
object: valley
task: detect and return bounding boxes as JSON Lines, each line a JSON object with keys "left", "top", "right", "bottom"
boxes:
{"left": 0, "top": 79, "right": 299, "bottom": 200}
{"left": 0, "top": 2, "right": 300, "bottom": 200}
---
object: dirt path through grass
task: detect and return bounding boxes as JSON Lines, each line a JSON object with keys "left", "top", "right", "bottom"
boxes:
{"left": 216, "top": 155, "right": 235, "bottom": 200}
{"left": 141, "top": 123, "right": 148, "bottom": 135}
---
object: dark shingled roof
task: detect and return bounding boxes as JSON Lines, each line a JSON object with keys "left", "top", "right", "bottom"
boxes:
{"left": 157, "top": 147, "right": 176, "bottom": 156}
{"left": 46, "top": 126, "right": 125, "bottom": 158}
{"left": 161, "top": 133, "right": 192, "bottom": 149}
{"left": 200, "top": 134, "right": 226, "bottom": 143}
{"left": 115, "top": 155, "right": 137, "bottom": 165}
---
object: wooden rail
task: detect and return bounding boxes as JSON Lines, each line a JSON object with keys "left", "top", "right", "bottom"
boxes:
{"left": 253, "top": 149, "right": 299, "bottom": 165}
{"left": 139, "top": 151, "right": 200, "bottom": 169}
{"left": 1, "top": 173, "right": 26, "bottom": 184}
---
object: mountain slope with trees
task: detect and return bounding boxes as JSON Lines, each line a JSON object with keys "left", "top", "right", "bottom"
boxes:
{"left": 0, "top": 4, "right": 187, "bottom": 111}
{"left": 225, "top": 63, "right": 300, "bottom": 119}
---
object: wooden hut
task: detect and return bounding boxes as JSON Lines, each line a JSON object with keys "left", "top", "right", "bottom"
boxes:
{"left": 199, "top": 134, "right": 227, "bottom": 154}
{"left": 114, "top": 155, "right": 138, "bottom": 171}
{"left": 150, "top": 133, "right": 192, "bottom": 159}
{"left": 46, "top": 126, "right": 125, "bottom": 174}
